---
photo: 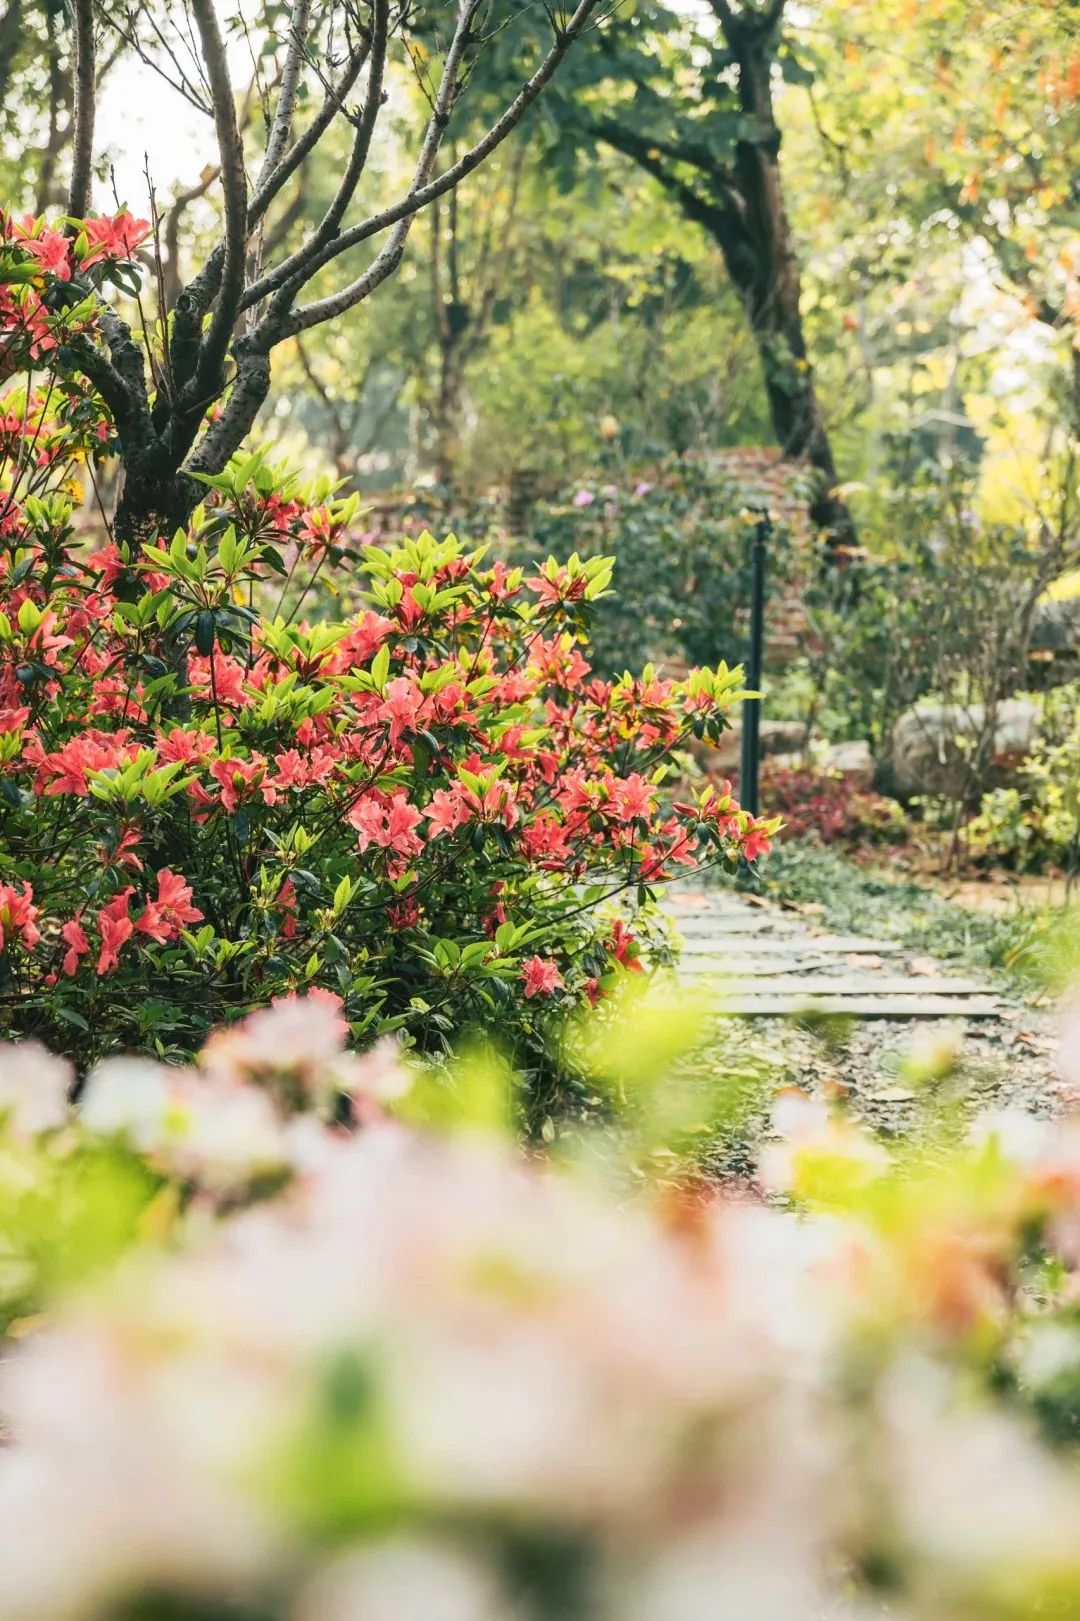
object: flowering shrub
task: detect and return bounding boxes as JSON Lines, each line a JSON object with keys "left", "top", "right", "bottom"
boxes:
{"left": 757, "top": 762, "right": 908, "bottom": 850}
{"left": 394, "top": 453, "right": 810, "bottom": 678}
{"left": 6, "top": 1015, "right": 1080, "bottom": 1617}
{"left": 0, "top": 211, "right": 778, "bottom": 1085}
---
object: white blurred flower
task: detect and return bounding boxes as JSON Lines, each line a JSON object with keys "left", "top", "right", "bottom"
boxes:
{"left": 880, "top": 1356, "right": 1080, "bottom": 1596}
{"left": 79, "top": 1056, "right": 179, "bottom": 1148}
{"left": 202, "top": 991, "right": 347, "bottom": 1080}
{"left": 293, "top": 1539, "right": 516, "bottom": 1621}
{"left": 759, "top": 1090, "right": 888, "bottom": 1195}
{"left": 968, "top": 1106, "right": 1051, "bottom": 1164}
{"left": 0, "top": 1042, "right": 71, "bottom": 1138}
{"left": 1015, "top": 1321, "right": 1080, "bottom": 1390}
{"left": 335, "top": 1036, "right": 413, "bottom": 1123}
{"left": 902, "top": 1025, "right": 961, "bottom": 1086}
{"left": 1057, "top": 996, "right": 1080, "bottom": 1094}
{"left": 80, "top": 1057, "right": 289, "bottom": 1193}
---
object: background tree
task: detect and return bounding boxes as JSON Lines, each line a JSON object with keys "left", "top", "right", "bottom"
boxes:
{"left": 810, "top": 0, "right": 1080, "bottom": 427}
{"left": 428, "top": 138, "right": 525, "bottom": 491}
{"left": 566, "top": 0, "right": 858, "bottom": 546}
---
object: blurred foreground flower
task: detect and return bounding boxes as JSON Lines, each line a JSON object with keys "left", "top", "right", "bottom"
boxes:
{"left": 6, "top": 1018, "right": 1080, "bottom": 1616}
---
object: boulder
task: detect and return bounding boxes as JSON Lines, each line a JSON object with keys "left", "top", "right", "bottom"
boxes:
{"left": 887, "top": 698, "right": 1040, "bottom": 800}
{"left": 1031, "top": 596, "right": 1080, "bottom": 654}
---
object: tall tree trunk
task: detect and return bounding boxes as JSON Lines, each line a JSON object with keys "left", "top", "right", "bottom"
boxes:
{"left": 112, "top": 464, "right": 199, "bottom": 547}
{"left": 599, "top": 2, "right": 857, "bottom": 551}
{"left": 0, "top": 0, "right": 22, "bottom": 109}
{"left": 719, "top": 7, "right": 855, "bottom": 548}
{"left": 434, "top": 325, "right": 466, "bottom": 492}
{"left": 35, "top": 8, "right": 69, "bottom": 214}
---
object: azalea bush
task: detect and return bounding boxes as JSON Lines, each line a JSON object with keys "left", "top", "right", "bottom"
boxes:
{"left": 7, "top": 1010, "right": 1080, "bottom": 1617}
{"left": 0, "top": 209, "right": 778, "bottom": 1094}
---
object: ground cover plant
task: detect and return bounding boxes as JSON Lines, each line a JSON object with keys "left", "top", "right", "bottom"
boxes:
{"left": 754, "top": 842, "right": 1046, "bottom": 986}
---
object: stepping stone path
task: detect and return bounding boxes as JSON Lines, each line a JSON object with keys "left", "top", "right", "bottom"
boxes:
{"left": 666, "top": 884, "right": 1002, "bottom": 1020}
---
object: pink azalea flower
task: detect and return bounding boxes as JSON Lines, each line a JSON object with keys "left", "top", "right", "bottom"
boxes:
{"left": 0, "top": 881, "right": 40, "bottom": 951}
{"left": 60, "top": 917, "right": 89, "bottom": 976}
{"left": 19, "top": 227, "right": 72, "bottom": 280}
{"left": 521, "top": 955, "right": 563, "bottom": 998}
{"left": 96, "top": 888, "right": 134, "bottom": 975}
{"left": 79, "top": 210, "right": 151, "bottom": 266}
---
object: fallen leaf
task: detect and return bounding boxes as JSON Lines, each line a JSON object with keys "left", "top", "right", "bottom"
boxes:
{"left": 909, "top": 955, "right": 940, "bottom": 977}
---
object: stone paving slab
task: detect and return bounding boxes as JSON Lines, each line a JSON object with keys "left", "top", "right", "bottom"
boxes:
{"left": 677, "top": 935, "right": 906, "bottom": 957}
{"left": 689, "top": 974, "right": 990, "bottom": 996}
{"left": 717, "top": 995, "right": 1002, "bottom": 1019}
{"left": 666, "top": 883, "right": 1001, "bottom": 1020}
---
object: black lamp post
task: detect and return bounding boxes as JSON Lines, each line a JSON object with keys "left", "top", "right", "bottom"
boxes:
{"left": 739, "top": 508, "right": 771, "bottom": 819}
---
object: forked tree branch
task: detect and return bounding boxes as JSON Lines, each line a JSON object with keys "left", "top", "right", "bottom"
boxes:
{"left": 250, "top": 0, "right": 390, "bottom": 305}
{"left": 246, "top": 0, "right": 602, "bottom": 333}
{"left": 250, "top": 35, "right": 370, "bottom": 223}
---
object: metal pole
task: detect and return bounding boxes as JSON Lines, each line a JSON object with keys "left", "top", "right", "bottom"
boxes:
{"left": 739, "top": 511, "right": 769, "bottom": 819}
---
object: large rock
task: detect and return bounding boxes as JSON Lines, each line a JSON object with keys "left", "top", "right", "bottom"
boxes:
{"left": 1031, "top": 596, "right": 1080, "bottom": 654}
{"left": 887, "top": 698, "right": 1040, "bottom": 800}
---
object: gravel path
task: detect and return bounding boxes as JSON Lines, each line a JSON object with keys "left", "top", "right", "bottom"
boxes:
{"left": 665, "top": 881, "right": 1068, "bottom": 1158}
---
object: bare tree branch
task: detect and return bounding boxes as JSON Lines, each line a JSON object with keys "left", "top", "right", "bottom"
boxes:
{"left": 256, "top": 0, "right": 314, "bottom": 188}
{"left": 247, "top": 0, "right": 602, "bottom": 333}
{"left": 93, "top": 1, "right": 213, "bottom": 115}
{"left": 70, "top": 308, "right": 153, "bottom": 451}
{"left": 249, "top": 35, "right": 370, "bottom": 223}
{"left": 269, "top": 0, "right": 483, "bottom": 337}
{"left": 67, "top": 0, "right": 96, "bottom": 218}
{"left": 250, "top": 0, "right": 390, "bottom": 304}
{"left": 187, "top": 0, "right": 248, "bottom": 392}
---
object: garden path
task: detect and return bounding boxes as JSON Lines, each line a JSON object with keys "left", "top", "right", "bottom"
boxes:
{"left": 667, "top": 883, "right": 1002, "bottom": 1019}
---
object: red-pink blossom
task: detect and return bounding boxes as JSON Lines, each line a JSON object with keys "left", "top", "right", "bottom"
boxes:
{"left": 96, "top": 889, "right": 134, "bottom": 975}
{"left": 521, "top": 955, "right": 564, "bottom": 998}
{"left": 0, "top": 882, "right": 40, "bottom": 951}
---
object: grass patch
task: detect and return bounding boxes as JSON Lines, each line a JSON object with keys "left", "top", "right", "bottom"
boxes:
{"left": 748, "top": 843, "right": 1054, "bottom": 989}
